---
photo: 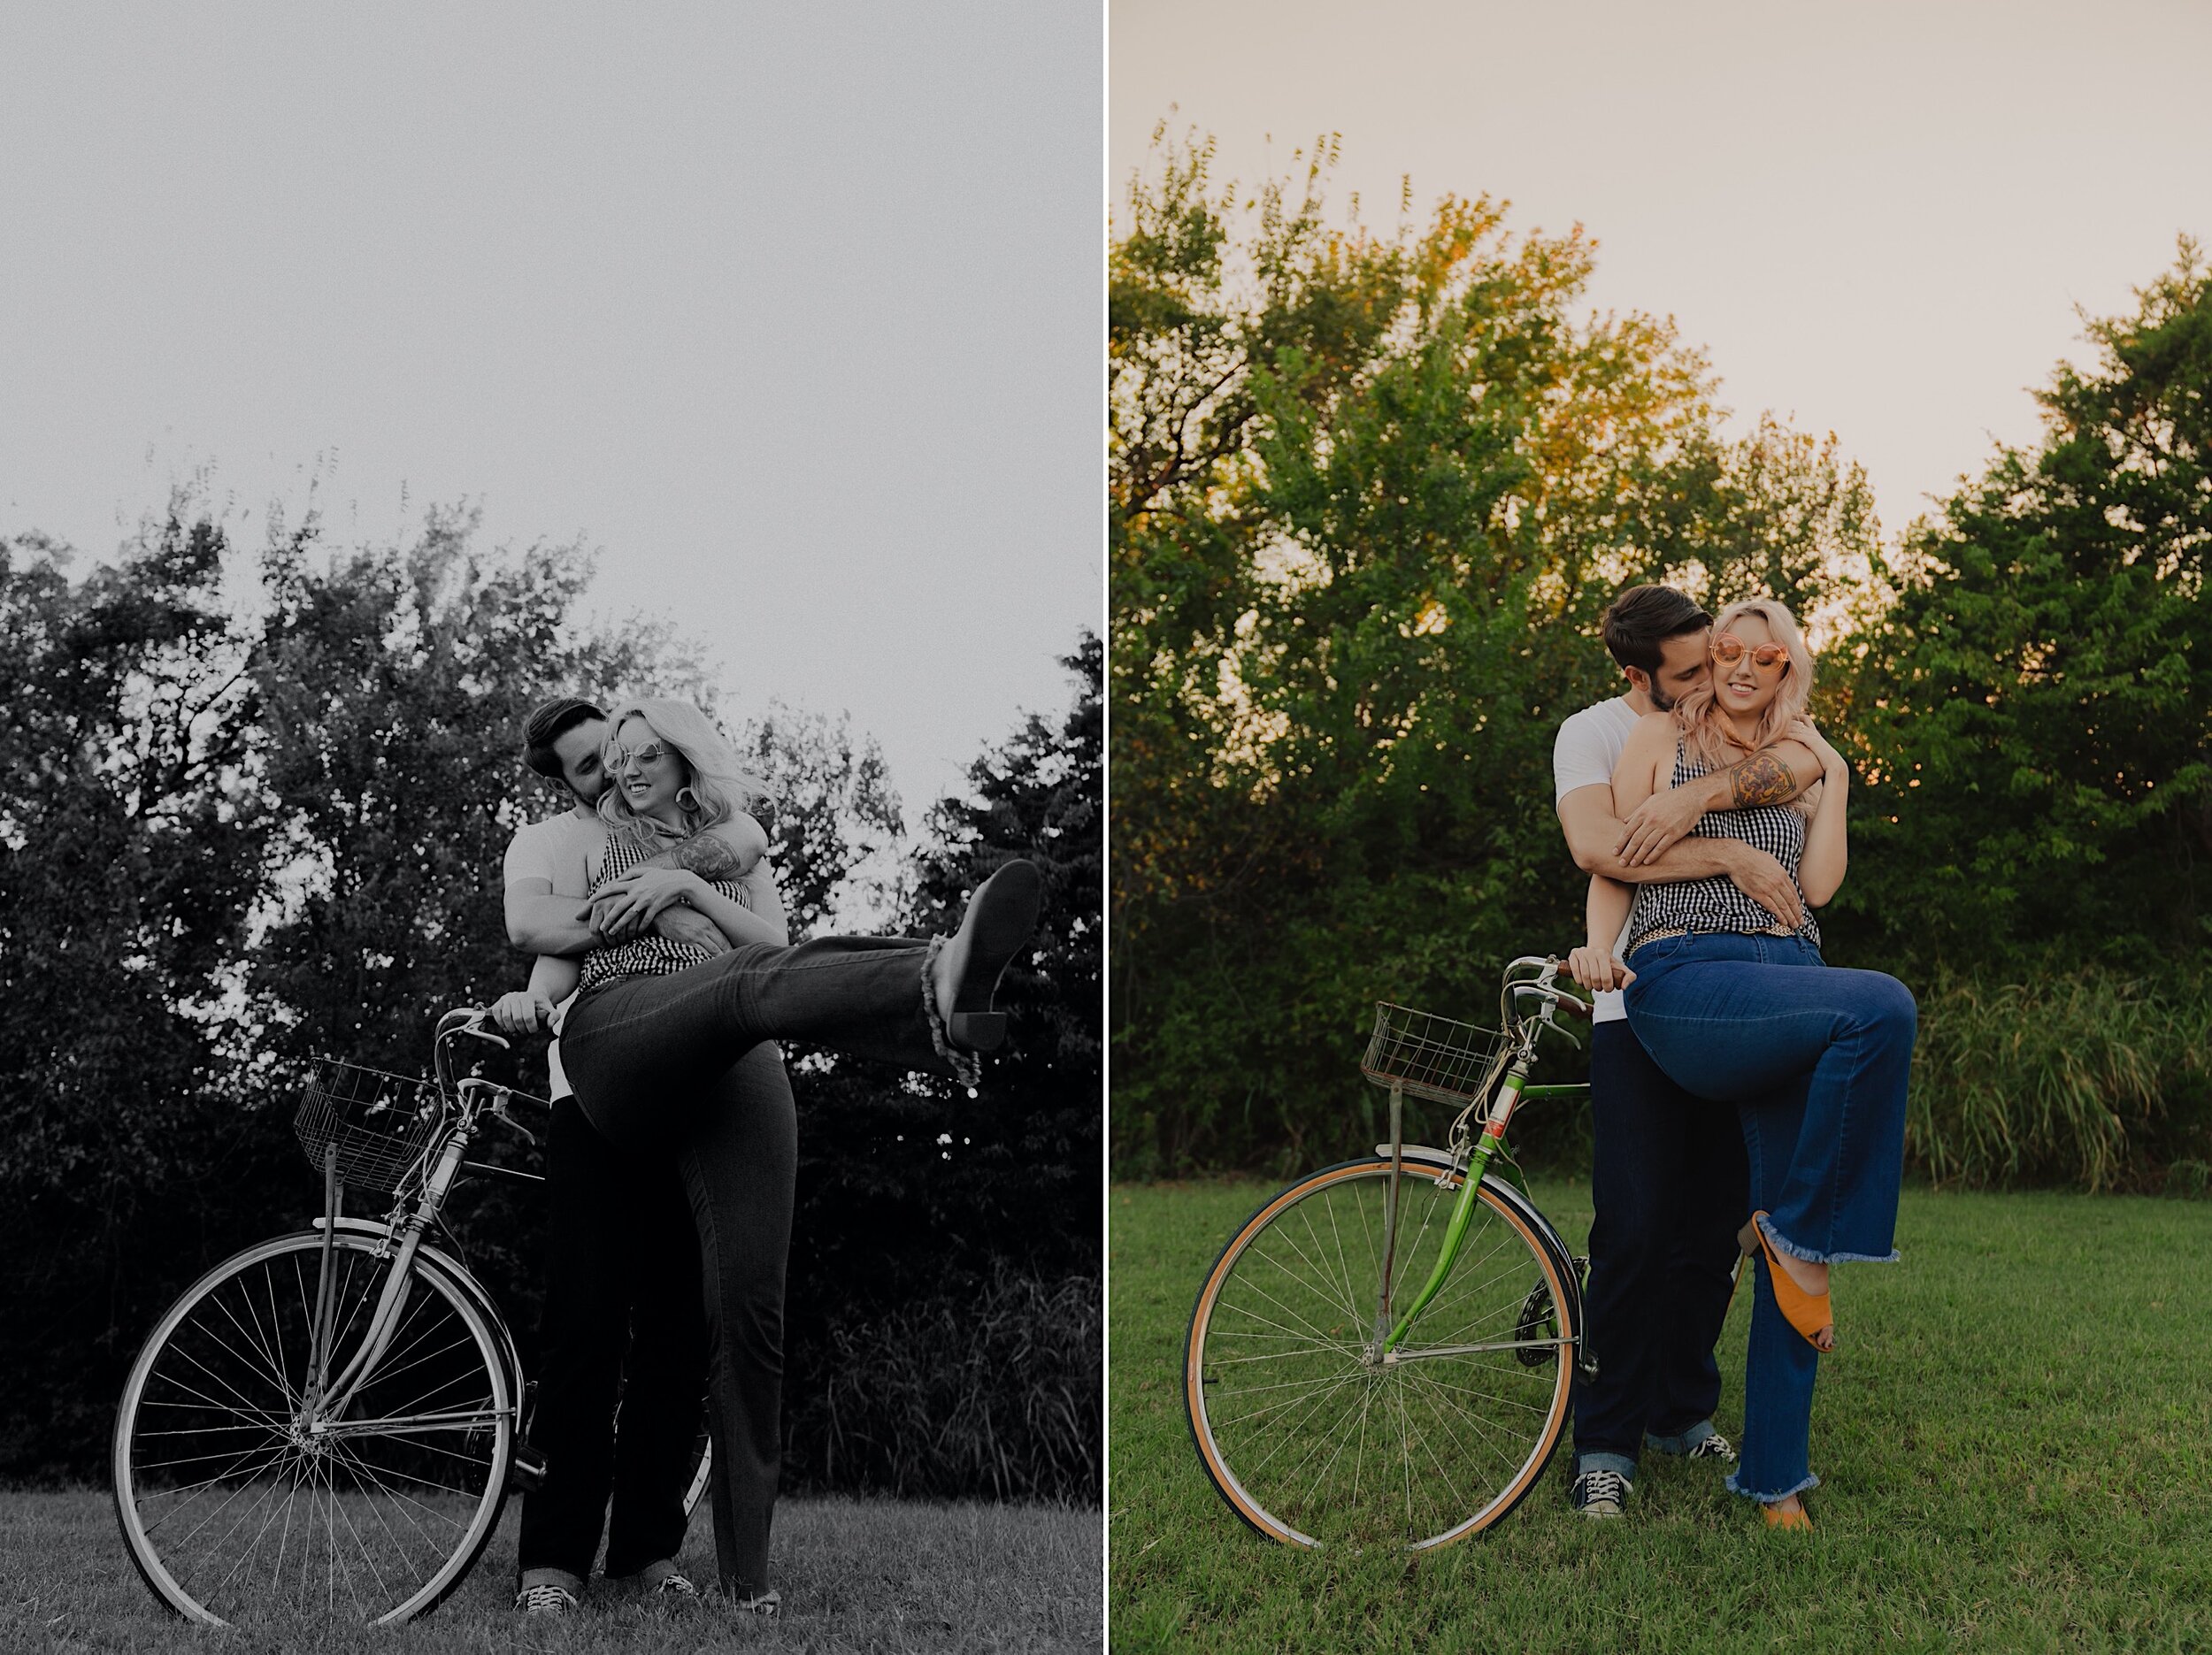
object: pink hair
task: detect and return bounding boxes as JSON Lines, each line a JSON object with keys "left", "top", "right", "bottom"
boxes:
{"left": 1671, "top": 598, "right": 1816, "bottom": 810}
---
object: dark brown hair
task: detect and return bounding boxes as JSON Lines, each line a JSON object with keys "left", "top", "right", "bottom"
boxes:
{"left": 1600, "top": 586, "right": 1712, "bottom": 674}
{"left": 522, "top": 696, "right": 605, "bottom": 780}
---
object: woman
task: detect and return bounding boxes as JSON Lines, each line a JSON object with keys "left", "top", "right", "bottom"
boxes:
{"left": 499, "top": 697, "right": 1040, "bottom": 1609}
{"left": 1567, "top": 599, "right": 1915, "bottom": 1532}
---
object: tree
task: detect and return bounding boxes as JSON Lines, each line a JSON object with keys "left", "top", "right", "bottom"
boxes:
{"left": 0, "top": 512, "right": 267, "bottom": 1468}
{"left": 0, "top": 500, "right": 941, "bottom": 1478}
{"left": 1110, "top": 129, "right": 1879, "bottom": 1173}
{"left": 1843, "top": 240, "right": 2212, "bottom": 969}
{"left": 780, "top": 633, "right": 1102, "bottom": 1496}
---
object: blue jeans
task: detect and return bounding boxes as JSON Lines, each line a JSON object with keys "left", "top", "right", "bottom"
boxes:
{"left": 1572, "top": 1022, "right": 1747, "bottom": 1478}
{"left": 1623, "top": 931, "right": 1915, "bottom": 1502}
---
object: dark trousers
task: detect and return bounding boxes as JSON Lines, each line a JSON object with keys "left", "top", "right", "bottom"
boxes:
{"left": 1571, "top": 1020, "right": 1750, "bottom": 1467}
{"left": 518, "top": 1097, "right": 708, "bottom": 1582}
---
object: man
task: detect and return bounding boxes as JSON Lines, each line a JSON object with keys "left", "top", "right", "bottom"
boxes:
{"left": 499, "top": 695, "right": 765, "bottom": 1613}
{"left": 1551, "top": 585, "right": 1817, "bottom": 1518}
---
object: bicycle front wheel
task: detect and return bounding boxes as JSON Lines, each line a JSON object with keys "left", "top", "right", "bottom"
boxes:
{"left": 1186, "top": 1158, "right": 1577, "bottom": 1550}
{"left": 112, "top": 1230, "right": 513, "bottom": 1626}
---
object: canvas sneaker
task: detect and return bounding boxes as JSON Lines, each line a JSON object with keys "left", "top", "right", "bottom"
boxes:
{"left": 1682, "top": 1431, "right": 1737, "bottom": 1464}
{"left": 651, "top": 1572, "right": 703, "bottom": 1600}
{"left": 1570, "top": 1467, "right": 1632, "bottom": 1518}
{"left": 515, "top": 1582, "right": 580, "bottom": 1615}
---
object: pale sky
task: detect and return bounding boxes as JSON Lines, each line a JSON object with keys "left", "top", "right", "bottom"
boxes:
{"left": 2, "top": 3, "right": 1101, "bottom": 815}
{"left": 1112, "top": 0, "right": 2212, "bottom": 538}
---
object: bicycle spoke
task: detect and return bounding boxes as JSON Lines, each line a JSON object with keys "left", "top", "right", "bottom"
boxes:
{"left": 1192, "top": 1163, "right": 1572, "bottom": 1550}
{"left": 119, "top": 1235, "right": 509, "bottom": 1626}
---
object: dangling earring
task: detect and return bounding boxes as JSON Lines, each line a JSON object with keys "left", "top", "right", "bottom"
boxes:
{"left": 675, "top": 785, "right": 703, "bottom": 817}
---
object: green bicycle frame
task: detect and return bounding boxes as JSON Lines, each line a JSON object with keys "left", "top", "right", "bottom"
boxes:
{"left": 1380, "top": 1074, "right": 1586, "bottom": 1355}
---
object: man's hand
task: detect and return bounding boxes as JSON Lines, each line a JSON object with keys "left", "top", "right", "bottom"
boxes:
{"left": 1614, "top": 783, "right": 1707, "bottom": 868}
{"left": 489, "top": 990, "right": 557, "bottom": 1037}
{"left": 1566, "top": 946, "right": 1635, "bottom": 993}
{"left": 581, "top": 867, "right": 702, "bottom": 940}
{"left": 654, "top": 903, "right": 732, "bottom": 957}
{"left": 1724, "top": 844, "right": 1804, "bottom": 931}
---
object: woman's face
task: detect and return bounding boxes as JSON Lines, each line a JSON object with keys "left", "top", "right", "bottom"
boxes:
{"left": 606, "top": 715, "right": 688, "bottom": 819}
{"left": 1711, "top": 612, "right": 1791, "bottom": 719}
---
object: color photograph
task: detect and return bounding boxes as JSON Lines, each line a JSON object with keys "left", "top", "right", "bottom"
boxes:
{"left": 1109, "top": 3, "right": 2212, "bottom": 1649}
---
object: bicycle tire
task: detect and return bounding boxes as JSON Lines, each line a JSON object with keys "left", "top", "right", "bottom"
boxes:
{"left": 112, "top": 1230, "right": 513, "bottom": 1626}
{"left": 1186, "top": 1157, "right": 1577, "bottom": 1550}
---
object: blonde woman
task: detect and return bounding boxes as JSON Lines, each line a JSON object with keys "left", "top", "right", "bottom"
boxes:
{"left": 1567, "top": 599, "right": 1915, "bottom": 1533}
{"left": 503, "top": 697, "right": 1039, "bottom": 1612}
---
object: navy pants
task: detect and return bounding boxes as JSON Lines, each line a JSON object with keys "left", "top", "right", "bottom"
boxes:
{"left": 1624, "top": 931, "right": 1915, "bottom": 1502}
{"left": 518, "top": 1098, "right": 707, "bottom": 1586}
{"left": 1571, "top": 1020, "right": 1748, "bottom": 1472}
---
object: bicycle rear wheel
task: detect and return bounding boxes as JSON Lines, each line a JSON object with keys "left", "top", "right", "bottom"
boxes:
{"left": 112, "top": 1231, "right": 512, "bottom": 1626}
{"left": 1186, "top": 1157, "right": 1576, "bottom": 1550}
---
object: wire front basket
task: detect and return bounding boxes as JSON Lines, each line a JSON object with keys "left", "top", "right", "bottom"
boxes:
{"left": 293, "top": 1060, "right": 447, "bottom": 1191}
{"left": 1360, "top": 1003, "right": 1509, "bottom": 1107}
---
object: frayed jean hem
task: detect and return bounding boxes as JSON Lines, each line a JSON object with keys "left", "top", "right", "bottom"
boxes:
{"left": 1757, "top": 1214, "right": 1900, "bottom": 1267}
{"left": 1725, "top": 1470, "right": 1820, "bottom": 1503}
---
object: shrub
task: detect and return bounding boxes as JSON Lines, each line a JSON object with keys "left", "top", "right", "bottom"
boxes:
{"left": 784, "top": 1263, "right": 1101, "bottom": 1504}
{"left": 1907, "top": 965, "right": 2212, "bottom": 1192}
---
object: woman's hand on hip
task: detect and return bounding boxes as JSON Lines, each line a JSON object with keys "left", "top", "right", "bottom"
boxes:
{"left": 580, "top": 867, "right": 703, "bottom": 940}
{"left": 490, "top": 990, "right": 556, "bottom": 1036}
{"left": 1566, "top": 946, "right": 1635, "bottom": 992}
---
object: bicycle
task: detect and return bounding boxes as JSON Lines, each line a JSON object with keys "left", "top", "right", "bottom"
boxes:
{"left": 111, "top": 1005, "right": 710, "bottom": 1626}
{"left": 1184, "top": 955, "right": 1596, "bottom": 1551}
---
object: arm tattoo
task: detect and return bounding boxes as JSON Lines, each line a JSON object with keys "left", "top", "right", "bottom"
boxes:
{"left": 1729, "top": 752, "right": 1798, "bottom": 809}
{"left": 672, "top": 835, "right": 742, "bottom": 879}
{"left": 642, "top": 835, "right": 742, "bottom": 880}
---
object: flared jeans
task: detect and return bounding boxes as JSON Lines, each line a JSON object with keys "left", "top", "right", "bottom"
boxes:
{"left": 559, "top": 934, "right": 955, "bottom": 1594}
{"left": 1622, "top": 931, "right": 1916, "bottom": 1502}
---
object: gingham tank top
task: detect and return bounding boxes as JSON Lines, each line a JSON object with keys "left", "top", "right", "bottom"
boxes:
{"left": 1624, "top": 740, "right": 1822, "bottom": 954}
{"left": 575, "top": 831, "right": 750, "bottom": 996}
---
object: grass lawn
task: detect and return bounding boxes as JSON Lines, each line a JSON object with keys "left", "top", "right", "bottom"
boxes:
{"left": 3, "top": 1490, "right": 1100, "bottom": 1653}
{"left": 1111, "top": 1178, "right": 2212, "bottom": 1654}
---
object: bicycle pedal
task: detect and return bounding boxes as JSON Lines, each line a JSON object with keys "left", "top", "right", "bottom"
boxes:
{"left": 509, "top": 1442, "right": 548, "bottom": 1493}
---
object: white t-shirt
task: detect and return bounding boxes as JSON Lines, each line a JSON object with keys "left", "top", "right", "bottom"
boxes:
{"left": 1552, "top": 697, "right": 1640, "bottom": 1024}
{"left": 502, "top": 809, "right": 611, "bottom": 1099}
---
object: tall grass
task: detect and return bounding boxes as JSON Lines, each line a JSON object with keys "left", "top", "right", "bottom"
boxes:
{"left": 786, "top": 1265, "right": 1101, "bottom": 1503}
{"left": 1907, "top": 963, "right": 2212, "bottom": 1192}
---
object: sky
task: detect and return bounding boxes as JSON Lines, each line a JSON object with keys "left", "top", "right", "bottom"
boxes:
{"left": 1, "top": 3, "right": 1101, "bottom": 816}
{"left": 1111, "top": 0, "right": 2212, "bottom": 538}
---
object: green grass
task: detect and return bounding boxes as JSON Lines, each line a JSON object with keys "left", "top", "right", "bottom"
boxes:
{"left": 3, "top": 1490, "right": 1101, "bottom": 1652}
{"left": 1111, "top": 1178, "right": 2212, "bottom": 1654}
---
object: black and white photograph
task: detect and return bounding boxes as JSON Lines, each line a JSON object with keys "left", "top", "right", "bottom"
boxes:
{"left": 1, "top": 4, "right": 1102, "bottom": 1649}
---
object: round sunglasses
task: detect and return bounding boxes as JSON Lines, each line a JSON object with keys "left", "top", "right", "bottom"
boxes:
{"left": 1711, "top": 633, "right": 1790, "bottom": 672}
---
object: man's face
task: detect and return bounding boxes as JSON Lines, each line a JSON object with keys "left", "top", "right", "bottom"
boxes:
{"left": 1638, "top": 629, "right": 1712, "bottom": 712}
{"left": 549, "top": 717, "right": 611, "bottom": 805}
